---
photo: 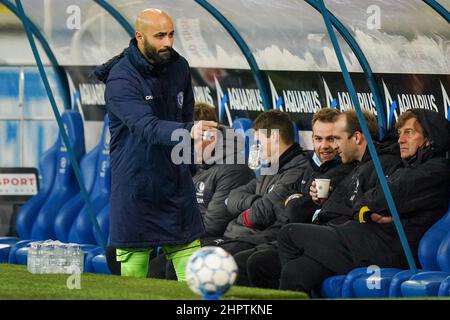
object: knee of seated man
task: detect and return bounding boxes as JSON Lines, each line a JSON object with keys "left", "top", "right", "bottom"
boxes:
{"left": 249, "top": 250, "right": 278, "bottom": 269}
{"left": 280, "top": 260, "right": 303, "bottom": 283}
{"left": 278, "top": 223, "right": 308, "bottom": 245}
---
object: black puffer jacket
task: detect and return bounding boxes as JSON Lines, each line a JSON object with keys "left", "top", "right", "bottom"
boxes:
{"left": 223, "top": 143, "right": 309, "bottom": 244}
{"left": 283, "top": 152, "right": 354, "bottom": 224}
{"left": 340, "top": 109, "right": 450, "bottom": 266}
{"left": 315, "top": 139, "right": 402, "bottom": 225}
{"left": 193, "top": 131, "right": 255, "bottom": 237}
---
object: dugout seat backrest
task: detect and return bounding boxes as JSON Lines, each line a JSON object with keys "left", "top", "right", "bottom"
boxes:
{"left": 5, "top": 139, "right": 58, "bottom": 240}
{"left": 30, "top": 111, "right": 86, "bottom": 240}
{"left": 418, "top": 200, "right": 450, "bottom": 270}
{"left": 232, "top": 118, "right": 253, "bottom": 160}
{"left": 292, "top": 121, "right": 299, "bottom": 144}
{"left": 68, "top": 115, "right": 110, "bottom": 244}
{"left": 93, "top": 203, "right": 110, "bottom": 247}
{"left": 53, "top": 143, "right": 99, "bottom": 242}
{"left": 436, "top": 221, "right": 450, "bottom": 272}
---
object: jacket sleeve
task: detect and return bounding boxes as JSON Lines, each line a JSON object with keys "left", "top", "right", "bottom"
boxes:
{"left": 237, "top": 169, "right": 303, "bottom": 229}
{"left": 182, "top": 64, "right": 195, "bottom": 122}
{"left": 283, "top": 194, "right": 318, "bottom": 223}
{"left": 106, "top": 77, "right": 193, "bottom": 146}
{"left": 356, "top": 159, "right": 450, "bottom": 217}
{"left": 203, "top": 167, "right": 255, "bottom": 237}
{"left": 226, "top": 179, "right": 259, "bottom": 217}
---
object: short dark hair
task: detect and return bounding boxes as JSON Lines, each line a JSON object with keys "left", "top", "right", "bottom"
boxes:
{"left": 312, "top": 108, "right": 341, "bottom": 127}
{"left": 341, "top": 110, "right": 379, "bottom": 141}
{"left": 194, "top": 102, "right": 218, "bottom": 121}
{"left": 253, "top": 110, "right": 294, "bottom": 145}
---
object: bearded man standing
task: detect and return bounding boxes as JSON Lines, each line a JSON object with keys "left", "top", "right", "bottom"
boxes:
{"left": 94, "top": 9, "right": 217, "bottom": 279}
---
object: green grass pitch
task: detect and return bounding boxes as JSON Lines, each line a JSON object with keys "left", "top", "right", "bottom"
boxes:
{"left": 0, "top": 264, "right": 308, "bottom": 300}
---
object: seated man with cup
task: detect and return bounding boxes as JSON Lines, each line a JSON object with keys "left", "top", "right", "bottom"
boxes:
{"left": 214, "top": 110, "right": 310, "bottom": 256}
{"left": 315, "top": 178, "right": 331, "bottom": 199}
{"left": 277, "top": 109, "right": 450, "bottom": 295}
{"left": 237, "top": 109, "right": 399, "bottom": 289}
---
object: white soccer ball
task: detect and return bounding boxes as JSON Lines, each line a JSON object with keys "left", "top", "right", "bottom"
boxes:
{"left": 185, "top": 246, "right": 238, "bottom": 298}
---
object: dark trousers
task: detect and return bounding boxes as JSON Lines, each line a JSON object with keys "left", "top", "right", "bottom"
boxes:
{"left": 277, "top": 223, "right": 354, "bottom": 293}
{"left": 218, "top": 239, "right": 255, "bottom": 255}
{"left": 148, "top": 239, "right": 256, "bottom": 280}
{"left": 148, "top": 253, "right": 177, "bottom": 280}
{"left": 106, "top": 246, "right": 121, "bottom": 275}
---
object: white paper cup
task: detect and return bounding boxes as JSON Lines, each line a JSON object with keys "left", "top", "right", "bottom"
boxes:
{"left": 315, "top": 178, "right": 331, "bottom": 199}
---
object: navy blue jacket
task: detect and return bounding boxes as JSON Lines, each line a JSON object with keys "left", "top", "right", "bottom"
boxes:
{"left": 94, "top": 39, "right": 205, "bottom": 248}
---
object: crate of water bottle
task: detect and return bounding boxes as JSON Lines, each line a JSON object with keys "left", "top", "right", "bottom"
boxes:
{"left": 27, "top": 240, "right": 84, "bottom": 274}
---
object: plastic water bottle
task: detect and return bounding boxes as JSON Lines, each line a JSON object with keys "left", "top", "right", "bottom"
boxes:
{"left": 49, "top": 242, "right": 57, "bottom": 273}
{"left": 27, "top": 240, "right": 84, "bottom": 274}
{"left": 34, "top": 242, "right": 43, "bottom": 274}
{"left": 40, "top": 240, "right": 53, "bottom": 274}
{"left": 58, "top": 242, "right": 71, "bottom": 274}
{"left": 248, "top": 142, "right": 262, "bottom": 170}
{"left": 27, "top": 242, "right": 38, "bottom": 274}
{"left": 54, "top": 242, "right": 66, "bottom": 274}
{"left": 75, "top": 245, "right": 84, "bottom": 273}
{"left": 67, "top": 243, "right": 84, "bottom": 273}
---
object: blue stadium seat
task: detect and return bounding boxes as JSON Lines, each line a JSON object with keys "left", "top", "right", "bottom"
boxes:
{"left": 0, "top": 129, "right": 58, "bottom": 246}
{"left": 321, "top": 275, "right": 345, "bottom": 298}
{"left": 92, "top": 251, "right": 112, "bottom": 275}
{"left": 401, "top": 271, "right": 450, "bottom": 297}
{"left": 417, "top": 201, "right": 450, "bottom": 270}
{"left": 400, "top": 223, "right": 450, "bottom": 297}
{"left": 388, "top": 269, "right": 416, "bottom": 297}
{"left": 0, "top": 239, "right": 29, "bottom": 262}
{"left": 321, "top": 200, "right": 450, "bottom": 298}
{"left": 30, "top": 111, "right": 86, "bottom": 240}
{"left": 232, "top": 118, "right": 253, "bottom": 161}
{"left": 93, "top": 204, "right": 110, "bottom": 247}
{"left": 0, "top": 111, "right": 85, "bottom": 263}
{"left": 53, "top": 145, "right": 99, "bottom": 243}
{"left": 438, "top": 276, "right": 450, "bottom": 297}
{"left": 67, "top": 115, "right": 110, "bottom": 245}
{"left": 352, "top": 268, "right": 402, "bottom": 298}
{"left": 340, "top": 267, "right": 370, "bottom": 298}
{"left": 13, "top": 115, "right": 110, "bottom": 270}
{"left": 292, "top": 121, "right": 299, "bottom": 144}
{"left": 15, "top": 141, "right": 58, "bottom": 239}
{"left": 83, "top": 246, "right": 105, "bottom": 273}
{"left": 437, "top": 230, "right": 450, "bottom": 272}
{"left": 85, "top": 203, "right": 111, "bottom": 274}
{"left": 231, "top": 117, "right": 252, "bottom": 133}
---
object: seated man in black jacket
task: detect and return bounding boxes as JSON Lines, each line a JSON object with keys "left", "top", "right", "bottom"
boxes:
{"left": 191, "top": 103, "right": 255, "bottom": 238}
{"left": 277, "top": 109, "right": 450, "bottom": 295}
{"left": 209, "top": 110, "right": 310, "bottom": 256}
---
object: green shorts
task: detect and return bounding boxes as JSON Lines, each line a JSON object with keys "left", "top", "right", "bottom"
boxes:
{"left": 116, "top": 239, "right": 201, "bottom": 280}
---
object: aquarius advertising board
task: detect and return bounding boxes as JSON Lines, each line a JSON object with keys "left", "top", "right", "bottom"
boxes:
{"left": 193, "top": 69, "right": 450, "bottom": 131}
{"left": 65, "top": 65, "right": 450, "bottom": 132}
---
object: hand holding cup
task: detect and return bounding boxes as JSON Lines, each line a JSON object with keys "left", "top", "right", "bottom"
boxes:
{"left": 310, "top": 179, "right": 331, "bottom": 205}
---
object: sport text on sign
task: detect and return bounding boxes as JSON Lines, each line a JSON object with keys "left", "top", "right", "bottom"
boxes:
{"left": 0, "top": 174, "right": 38, "bottom": 196}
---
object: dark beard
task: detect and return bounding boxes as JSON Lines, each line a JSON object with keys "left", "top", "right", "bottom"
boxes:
{"left": 143, "top": 39, "right": 172, "bottom": 65}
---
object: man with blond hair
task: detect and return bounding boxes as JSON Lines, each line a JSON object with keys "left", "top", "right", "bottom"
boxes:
{"left": 277, "top": 109, "right": 450, "bottom": 295}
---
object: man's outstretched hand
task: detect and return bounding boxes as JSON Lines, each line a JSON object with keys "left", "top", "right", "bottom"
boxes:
{"left": 191, "top": 121, "right": 218, "bottom": 140}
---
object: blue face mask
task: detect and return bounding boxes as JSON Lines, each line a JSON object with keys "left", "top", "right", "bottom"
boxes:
{"left": 312, "top": 152, "right": 322, "bottom": 167}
